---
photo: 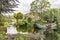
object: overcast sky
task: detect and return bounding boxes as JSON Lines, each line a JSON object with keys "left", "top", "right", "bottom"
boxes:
{"left": 15, "top": 0, "right": 60, "bottom": 14}
{"left": 14, "top": 0, "right": 34, "bottom": 14}
{"left": 5, "top": 0, "right": 60, "bottom": 15}
{"left": 49, "top": 0, "right": 60, "bottom": 8}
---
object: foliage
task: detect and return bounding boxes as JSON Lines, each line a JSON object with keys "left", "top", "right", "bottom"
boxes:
{"left": 0, "top": 0, "right": 60, "bottom": 40}
{"left": 14, "top": 12, "right": 24, "bottom": 19}
{"left": 27, "top": 17, "right": 32, "bottom": 23}
{"left": 29, "top": 0, "right": 50, "bottom": 23}
{"left": 42, "top": 9, "right": 55, "bottom": 23}
{"left": 0, "top": 14, "right": 6, "bottom": 26}
{"left": 14, "top": 13, "right": 33, "bottom": 32}
{"left": 0, "top": 0, "right": 19, "bottom": 13}
{"left": 14, "top": 12, "right": 24, "bottom": 31}
{"left": 30, "top": 0, "right": 50, "bottom": 14}
{"left": 16, "top": 18, "right": 33, "bottom": 32}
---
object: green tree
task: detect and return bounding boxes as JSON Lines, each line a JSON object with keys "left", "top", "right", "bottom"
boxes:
{"left": 30, "top": 0, "right": 50, "bottom": 22}
{"left": 0, "top": 14, "right": 6, "bottom": 26}
{"left": 30, "top": 0, "right": 50, "bottom": 14}
{"left": 0, "top": 14, "right": 7, "bottom": 31}
{"left": 14, "top": 13, "right": 33, "bottom": 32}
{"left": 14, "top": 12, "right": 24, "bottom": 19}
{"left": 14, "top": 12, "right": 24, "bottom": 26}
{"left": 14, "top": 12, "right": 25, "bottom": 31}
{"left": 50, "top": 9, "right": 60, "bottom": 28}
{"left": 0, "top": 0, "right": 19, "bottom": 14}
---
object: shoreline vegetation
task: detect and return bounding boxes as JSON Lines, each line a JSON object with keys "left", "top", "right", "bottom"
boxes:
{"left": 0, "top": 0, "right": 60, "bottom": 40}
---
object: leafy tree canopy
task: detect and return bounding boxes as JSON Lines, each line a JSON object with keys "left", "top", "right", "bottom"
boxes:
{"left": 0, "top": 0, "right": 19, "bottom": 13}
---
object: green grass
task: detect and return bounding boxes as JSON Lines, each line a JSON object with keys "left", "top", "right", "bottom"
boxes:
{"left": 0, "top": 31, "right": 60, "bottom": 40}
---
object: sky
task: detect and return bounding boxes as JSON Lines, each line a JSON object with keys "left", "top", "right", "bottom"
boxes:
{"left": 49, "top": 0, "right": 60, "bottom": 8}
{"left": 14, "top": 0, "right": 60, "bottom": 14}
{"left": 4, "top": 0, "right": 60, "bottom": 15}
{"left": 14, "top": 0, "right": 34, "bottom": 14}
